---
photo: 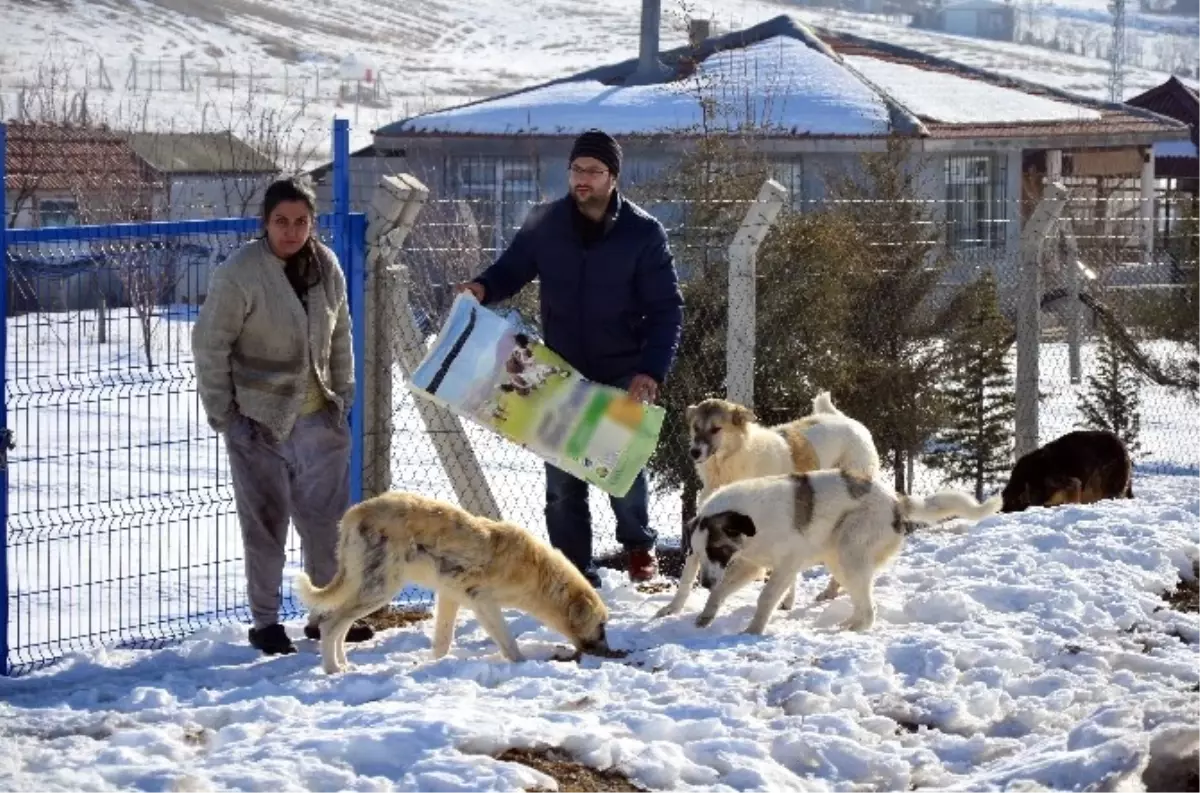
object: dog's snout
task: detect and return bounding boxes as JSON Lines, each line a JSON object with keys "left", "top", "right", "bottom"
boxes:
{"left": 690, "top": 447, "right": 702, "bottom": 460}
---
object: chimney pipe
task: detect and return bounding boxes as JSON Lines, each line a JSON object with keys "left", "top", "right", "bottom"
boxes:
{"left": 689, "top": 18, "right": 711, "bottom": 48}
{"left": 630, "top": 0, "right": 671, "bottom": 84}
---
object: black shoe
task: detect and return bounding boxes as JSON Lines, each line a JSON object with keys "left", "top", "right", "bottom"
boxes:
{"left": 303, "top": 619, "right": 376, "bottom": 643}
{"left": 248, "top": 623, "right": 297, "bottom": 655}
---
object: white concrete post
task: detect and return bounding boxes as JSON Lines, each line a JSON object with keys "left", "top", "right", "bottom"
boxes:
{"left": 1140, "top": 146, "right": 1155, "bottom": 263}
{"left": 1015, "top": 181, "right": 1069, "bottom": 460}
{"left": 725, "top": 178, "right": 788, "bottom": 409}
{"left": 366, "top": 174, "right": 502, "bottom": 520}
{"left": 1045, "top": 150, "right": 1083, "bottom": 385}
{"left": 1063, "top": 218, "right": 1085, "bottom": 384}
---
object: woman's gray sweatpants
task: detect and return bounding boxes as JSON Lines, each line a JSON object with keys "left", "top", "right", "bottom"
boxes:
{"left": 225, "top": 406, "right": 351, "bottom": 629}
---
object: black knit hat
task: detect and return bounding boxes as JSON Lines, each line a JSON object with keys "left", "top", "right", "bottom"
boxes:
{"left": 569, "top": 129, "right": 622, "bottom": 176}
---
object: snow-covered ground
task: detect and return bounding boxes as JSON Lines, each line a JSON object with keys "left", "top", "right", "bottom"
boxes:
{"left": 0, "top": 0, "right": 806, "bottom": 167}
{"left": 1, "top": 0, "right": 1195, "bottom": 168}
{"left": 0, "top": 472, "right": 1195, "bottom": 790}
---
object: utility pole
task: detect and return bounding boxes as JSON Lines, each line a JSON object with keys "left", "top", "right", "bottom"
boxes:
{"left": 1108, "top": 0, "right": 1127, "bottom": 102}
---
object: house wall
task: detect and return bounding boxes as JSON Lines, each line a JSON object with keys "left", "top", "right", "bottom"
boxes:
{"left": 941, "top": 8, "right": 1014, "bottom": 40}
{"left": 942, "top": 9, "right": 981, "bottom": 37}
{"left": 163, "top": 174, "right": 274, "bottom": 220}
{"left": 365, "top": 139, "right": 1026, "bottom": 297}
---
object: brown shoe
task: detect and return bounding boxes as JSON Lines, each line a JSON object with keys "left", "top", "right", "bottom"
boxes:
{"left": 627, "top": 548, "right": 657, "bottom": 582}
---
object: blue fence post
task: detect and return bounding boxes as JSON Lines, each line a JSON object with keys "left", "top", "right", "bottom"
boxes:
{"left": 0, "top": 122, "right": 11, "bottom": 677}
{"left": 330, "top": 117, "right": 364, "bottom": 504}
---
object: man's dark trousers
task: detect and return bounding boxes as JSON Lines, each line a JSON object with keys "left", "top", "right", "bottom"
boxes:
{"left": 544, "top": 463, "right": 653, "bottom": 586}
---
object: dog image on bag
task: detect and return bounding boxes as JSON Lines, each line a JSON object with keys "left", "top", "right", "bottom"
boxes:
{"left": 654, "top": 471, "right": 1001, "bottom": 635}
{"left": 294, "top": 491, "right": 611, "bottom": 673}
{"left": 499, "top": 333, "right": 569, "bottom": 397}
{"left": 1001, "top": 429, "right": 1134, "bottom": 512}
{"left": 683, "top": 390, "right": 882, "bottom": 608}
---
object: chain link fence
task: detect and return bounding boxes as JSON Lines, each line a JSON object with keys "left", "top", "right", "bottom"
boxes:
{"left": 358, "top": 142, "right": 1196, "bottom": 585}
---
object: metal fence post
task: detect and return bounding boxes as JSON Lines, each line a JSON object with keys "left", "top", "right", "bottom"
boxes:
{"left": 348, "top": 213, "right": 367, "bottom": 505}
{"left": 330, "top": 118, "right": 364, "bottom": 504}
{"left": 0, "top": 122, "right": 11, "bottom": 676}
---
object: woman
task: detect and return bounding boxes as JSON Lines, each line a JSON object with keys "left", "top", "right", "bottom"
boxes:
{"left": 192, "top": 176, "right": 374, "bottom": 655}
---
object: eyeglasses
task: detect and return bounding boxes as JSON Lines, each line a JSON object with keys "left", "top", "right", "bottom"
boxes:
{"left": 569, "top": 165, "right": 609, "bottom": 178}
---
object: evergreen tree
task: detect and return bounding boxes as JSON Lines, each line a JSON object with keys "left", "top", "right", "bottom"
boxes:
{"left": 823, "top": 136, "right": 961, "bottom": 494}
{"left": 1077, "top": 329, "right": 1143, "bottom": 455}
{"left": 924, "top": 273, "right": 1015, "bottom": 500}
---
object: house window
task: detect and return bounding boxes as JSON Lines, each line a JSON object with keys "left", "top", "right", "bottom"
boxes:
{"left": 448, "top": 156, "right": 540, "bottom": 252}
{"left": 945, "top": 155, "right": 1008, "bottom": 249}
{"left": 38, "top": 198, "right": 79, "bottom": 227}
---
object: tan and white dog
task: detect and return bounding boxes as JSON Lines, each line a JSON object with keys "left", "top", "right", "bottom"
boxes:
{"left": 685, "top": 391, "right": 881, "bottom": 606}
{"left": 655, "top": 471, "right": 1001, "bottom": 635}
{"left": 295, "top": 491, "right": 611, "bottom": 674}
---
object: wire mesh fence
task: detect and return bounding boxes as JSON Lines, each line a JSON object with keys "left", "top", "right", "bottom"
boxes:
{"left": 0, "top": 221, "right": 362, "bottom": 671}
{"left": 376, "top": 156, "right": 1197, "bottom": 577}
{"left": 3, "top": 124, "right": 1196, "bottom": 672}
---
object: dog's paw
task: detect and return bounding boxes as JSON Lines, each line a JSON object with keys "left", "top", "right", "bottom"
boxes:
{"left": 653, "top": 604, "right": 680, "bottom": 619}
{"left": 839, "top": 616, "right": 875, "bottom": 632}
{"left": 694, "top": 613, "right": 715, "bottom": 628}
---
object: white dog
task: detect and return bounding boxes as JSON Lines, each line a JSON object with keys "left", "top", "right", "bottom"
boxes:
{"left": 685, "top": 391, "right": 881, "bottom": 607}
{"left": 655, "top": 471, "right": 1001, "bottom": 635}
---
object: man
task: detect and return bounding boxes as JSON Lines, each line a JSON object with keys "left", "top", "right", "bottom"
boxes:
{"left": 457, "top": 129, "right": 684, "bottom": 585}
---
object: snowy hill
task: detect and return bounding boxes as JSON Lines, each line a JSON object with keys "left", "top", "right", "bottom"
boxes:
{"left": 1, "top": 0, "right": 1195, "bottom": 168}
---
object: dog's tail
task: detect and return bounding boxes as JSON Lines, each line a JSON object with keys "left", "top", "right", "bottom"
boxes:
{"left": 294, "top": 568, "right": 350, "bottom": 614}
{"left": 899, "top": 489, "right": 1003, "bottom": 525}
{"left": 811, "top": 391, "right": 842, "bottom": 416}
{"left": 292, "top": 510, "right": 362, "bottom": 614}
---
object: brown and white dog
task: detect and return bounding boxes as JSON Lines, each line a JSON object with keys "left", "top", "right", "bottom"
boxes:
{"left": 295, "top": 491, "right": 611, "bottom": 673}
{"left": 684, "top": 391, "right": 881, "bottom": 607}
{"left": 1001, "top": 429, "right": 1134, "bottom": 512}
{"left": 655, "top": 471, "right": 1002, "bottom": 635}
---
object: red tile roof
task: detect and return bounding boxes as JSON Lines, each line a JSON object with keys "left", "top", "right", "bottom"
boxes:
{"left": 4, "top": 122, "right": 160, "bottom": 194}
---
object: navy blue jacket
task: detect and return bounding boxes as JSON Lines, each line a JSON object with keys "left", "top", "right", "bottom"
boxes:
{"left": 474, "top": 192, "right": 684, "bottom": 387}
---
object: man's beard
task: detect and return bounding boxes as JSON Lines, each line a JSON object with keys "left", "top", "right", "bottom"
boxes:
{"left": 572, "top": 188, "right": 608, "bottom": 213}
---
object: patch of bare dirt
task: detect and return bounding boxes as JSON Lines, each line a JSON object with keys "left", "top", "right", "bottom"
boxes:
{"left": 362, "top": 605, "right": 430, "bottom": 631}
{"left": 496, "top": 747, "right": 647, "bottom": 792}
{"left": 1162, "top": 559, "right": 1199, "bottom": 614}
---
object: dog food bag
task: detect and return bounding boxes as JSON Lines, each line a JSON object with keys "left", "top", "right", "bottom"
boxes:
{"left": 407, "top": 292, "right": 665, "bottom": 498}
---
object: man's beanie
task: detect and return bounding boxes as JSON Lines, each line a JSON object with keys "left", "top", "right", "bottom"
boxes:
{"left": 569, "top": 129, "right": 622, "bottom": 176}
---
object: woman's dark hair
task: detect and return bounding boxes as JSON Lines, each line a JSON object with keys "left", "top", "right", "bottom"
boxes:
{"left": 260, "top": 176, "right": 322, "bottom": 296}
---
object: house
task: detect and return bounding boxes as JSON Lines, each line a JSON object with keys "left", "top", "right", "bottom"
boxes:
{"left": 122, "top": 131, "right": 279, "bottom": 220}
{"left": 1126, "top": 76, "right": 1198, "bottom": 192}
{"left": 4, "top": 123, "right": 278, "bottom": 311}
{"left": 4, "top": 121, "right": 161, "bottom": 228}
{"left": 1126, "top": 76, "right": 1198, "bottom": 258}
{"left": 911, "top": 0, "right": 1017, "bottom": 42}
{"left": 343, "top": 10, "right": 1185, "bottom": 295}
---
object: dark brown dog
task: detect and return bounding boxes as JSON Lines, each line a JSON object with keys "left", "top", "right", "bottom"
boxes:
{"left": 1001, "top": 429, "right": 1133, "bottom": 512}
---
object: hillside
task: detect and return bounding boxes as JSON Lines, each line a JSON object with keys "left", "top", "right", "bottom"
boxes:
{"left": 0, "top": 0, "right": 1195, "bottom": 168}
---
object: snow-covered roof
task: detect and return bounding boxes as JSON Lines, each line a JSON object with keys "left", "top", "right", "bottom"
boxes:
{"left": 844, "top": 55, "right": 1103, "bottom": 125}
{"left": 394, "top": 38, "right": 892, "bottom": 137}
{"left": 379, "top": 14, "right": 1169, "bottom": 142}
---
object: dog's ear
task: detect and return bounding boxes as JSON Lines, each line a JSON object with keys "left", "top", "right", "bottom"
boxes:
{"left": 731, "top": 405, "right": 756, "bottom": 426}
{"left": 685, "top": 404, "right": 698, "bottom": 424}
{"left": 514, "top": 333, "right": 529, "bottom": 347}
{"left": 710, "top": 510, "right": 756, "bottom": 537}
